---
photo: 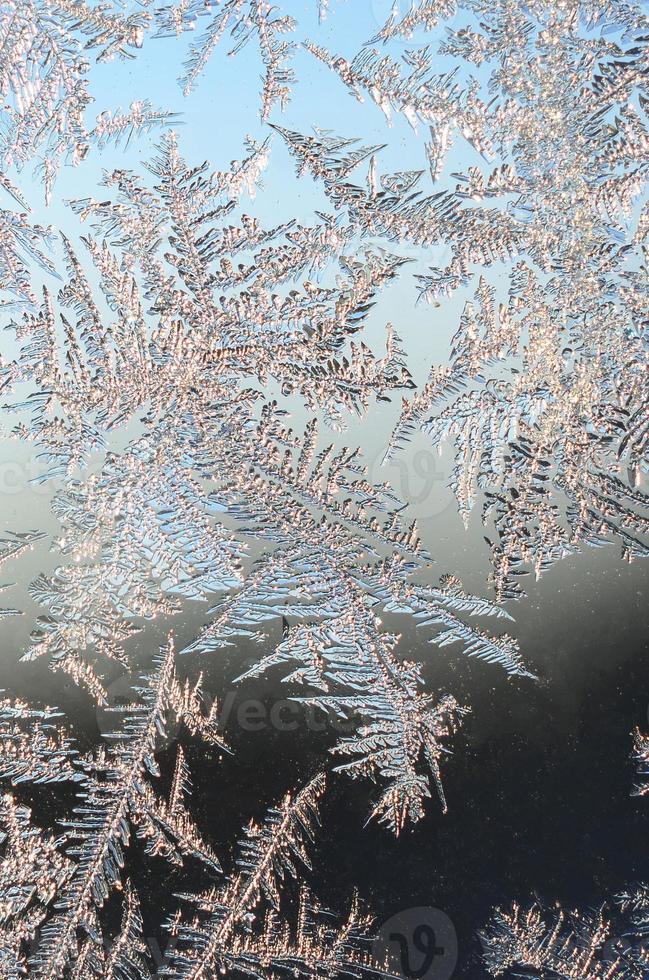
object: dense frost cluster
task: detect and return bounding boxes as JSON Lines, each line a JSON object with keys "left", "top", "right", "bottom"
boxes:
{"left": 0, "top": 0, "right": 646, "bottom": 976}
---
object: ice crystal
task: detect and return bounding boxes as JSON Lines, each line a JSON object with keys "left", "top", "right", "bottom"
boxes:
{"left": 0, "top": 131, "right": 531, "bottom": 830}
{"left": 0, "top": 1, "right": 646, "bottom": 975}
{"left": 224, "top": 535, "right": 529, "bottom": 830}
{"left": 0, "top": 683, "right": 387, "bottom": 978}
{"left": 481, "top": 898, "right": 649, "bottom": 979}
{"left": 283, "top": 0, "right": 649, "bottom": 596}
{"left": 369, "top": 1, "right": 458, "bottom": 42}
{"left": 0, "top": 1, "right": 172, "bottom": 198}
{"left": 0, "top": 795, "right": 74, "bottom": 978}
{"left": 0, "top": 203, "right": 58, "bottom": 307}
{"left": 153, "top": 0, "right": 297, "bottom": 116}
{"left": 0, "top": 696, "right": 81, "bottom": 785}
{"left": 0, "top": 637, "right": 228, "bottom": 976}
{"left": 25, "top": 637, "right": 223, "bottom": 977}
{"left": 162, "top": 773, "right": 382, "bottom": 980}
{"left": 632, "top": 728, "right": 649, "bottom": 798}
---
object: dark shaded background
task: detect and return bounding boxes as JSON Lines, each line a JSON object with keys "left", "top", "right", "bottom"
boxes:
{"left": 0, "top": 442, "right": 646, "bottom": 978}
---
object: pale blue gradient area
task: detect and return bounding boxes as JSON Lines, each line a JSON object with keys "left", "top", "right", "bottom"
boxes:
{"left": 3, "top": 0, "right": 645, "bottom": 605}
{"left": 15, "top": 0, "right": 482, "bottom": 383}
{"left": 0, "top": 3, "right": 606, "bottom": 567}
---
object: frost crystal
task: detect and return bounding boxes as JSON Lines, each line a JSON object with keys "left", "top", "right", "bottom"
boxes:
{"left": 161, "top": 773, "right": 377, "bottom": 980}
{"left": 0, "top": 0, "right": 646, "bottom": 975}
{"left": 481, "top": 732, "right": 649, "bottom": 977}
{"left": 0, "top": 1, "right": 171, "bottom": 196}
{"left": 276, "top": 1, "right": 649, "bottom": 596}
{"left": 0, "top": 130, "right": 531, "bottom": 831}
{"left": 481, "top": 898, "right": 649, "bottom": 979}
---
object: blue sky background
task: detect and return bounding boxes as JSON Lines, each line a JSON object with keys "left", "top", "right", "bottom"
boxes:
{"left": 17, "top": 0, "right": 477, "bottom": 375}
{"left": 0, "top": 1, "right": 475, "bottom": 560}
{"left": 2, "top": 0, "right": 647, "bottom": 592}
{"left": 3, "top": 0, "right": 646, "bottom": 591}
